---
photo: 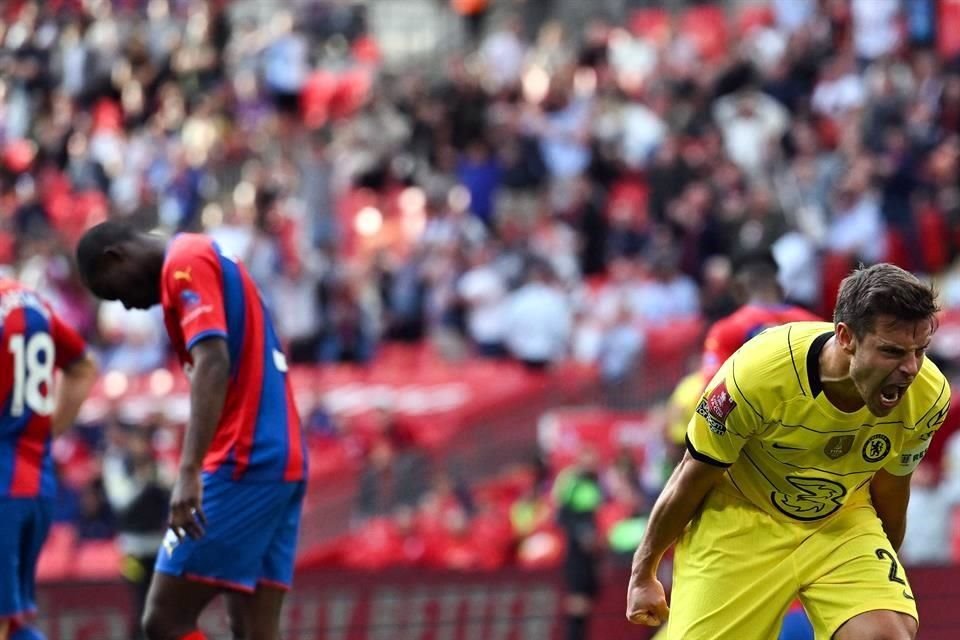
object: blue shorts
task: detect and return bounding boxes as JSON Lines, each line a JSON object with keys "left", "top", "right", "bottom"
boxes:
{"left": 156, "top": 474, "right": 305, "bottom": 593}
{"left": 0, "top": 497, "right": 52, "bottom": 622}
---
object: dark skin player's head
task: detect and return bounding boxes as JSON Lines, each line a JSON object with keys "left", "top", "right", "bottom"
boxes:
{"left": 75, "top": 221, "right": 167, "bottom": 310}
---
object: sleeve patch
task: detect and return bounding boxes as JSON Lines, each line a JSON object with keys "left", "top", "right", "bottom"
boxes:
{"left": 697, "top": 380, "right": 737, "bottom": 435}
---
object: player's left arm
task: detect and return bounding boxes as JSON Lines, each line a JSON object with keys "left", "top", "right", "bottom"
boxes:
{"left": 869, "top": 469, "right": 911, "bottom": 551}
{"left": 49, "top": 311, "right": 98, "bottom": 437}
{"left": 873, "top": 376, "right": 952, "bottom": 550}
{"left": 51, "top": 352, "right": 98, "bottom": 437}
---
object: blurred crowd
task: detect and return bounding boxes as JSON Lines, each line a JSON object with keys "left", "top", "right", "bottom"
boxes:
{"left": 5, "top": 0, "right": 960, "bottom": 584}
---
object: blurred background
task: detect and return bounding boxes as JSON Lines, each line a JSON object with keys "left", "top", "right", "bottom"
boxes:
{"left": 5, "top": 0, "right": 960, "bottom": 638}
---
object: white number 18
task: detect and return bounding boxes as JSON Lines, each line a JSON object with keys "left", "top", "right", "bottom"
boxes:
{"left": 8, "top": 332, "right": 55, "bottom": 417}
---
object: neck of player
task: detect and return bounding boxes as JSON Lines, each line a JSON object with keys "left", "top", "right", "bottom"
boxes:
{"left": 818, "top": 336, "right": 865, "bottom": 412}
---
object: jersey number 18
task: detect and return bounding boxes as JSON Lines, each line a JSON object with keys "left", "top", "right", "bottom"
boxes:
{"left": 8, "top": 332, "right": 55, "bottom": 417}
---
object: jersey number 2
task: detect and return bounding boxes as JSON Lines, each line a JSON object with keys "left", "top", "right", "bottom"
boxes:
{"left": 8, "top": 332, "right": 55, "bottom": 417}
{"left": 875, "top": 548, "right": 915, "bottom": 600}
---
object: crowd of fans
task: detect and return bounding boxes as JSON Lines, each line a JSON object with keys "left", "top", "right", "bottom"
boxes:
{"left": 5, "top": 0, "right": 960, "bottom": 586}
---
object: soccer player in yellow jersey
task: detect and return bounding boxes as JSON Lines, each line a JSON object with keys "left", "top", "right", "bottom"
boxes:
{"left": 626, "top": 264, "right": 950, "bottom": 640}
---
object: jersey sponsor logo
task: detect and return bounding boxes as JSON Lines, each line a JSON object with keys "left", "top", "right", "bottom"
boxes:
{"left": 174, "top": 267, "right": 193, "bottom": 282}
{"left": 180, "top": 289, "right": 202, "bottom": 309}
{"left": 182, "top": 303, "right": 214, "bottom": 326}
{"left": 771, "top": 476, "right": 847, "bottom": 521}
{"left": 862, "top": 434, "right": 892, "bottom": 463}
{"left": 899, "top": 450, "right": 926, "bottom": 465}
{"left": 824, "top": 435, "right": 855, "bottom": 459}
{"left": 697, "top": 381, "right": 737, "bottom": 435}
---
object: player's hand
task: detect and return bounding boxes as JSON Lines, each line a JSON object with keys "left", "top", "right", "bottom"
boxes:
{"left": 169, "top": 469, "right": 206, "bottom": 540}
{"left": 626, "top": 576, "right": 669, "bottom": 626}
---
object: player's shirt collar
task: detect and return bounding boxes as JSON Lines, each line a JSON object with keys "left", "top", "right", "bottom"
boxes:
{"left": 806, "top": 330, "right": 873, "bottom": 421}
{"left": 805, "top": 331, "right": 833, "bottom": 397}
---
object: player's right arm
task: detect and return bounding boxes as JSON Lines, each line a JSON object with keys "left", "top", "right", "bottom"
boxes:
{"left": 169, "top": 337, "right": 230, "bottom": 540}
{"left": 628, "top": 357, "right": 766, "bottom": 626}
{"left": 162, "top": 246, "right": 231, "bottom": 540}
{"left": 626, "top": 452, "right": 727, "bottom": 625}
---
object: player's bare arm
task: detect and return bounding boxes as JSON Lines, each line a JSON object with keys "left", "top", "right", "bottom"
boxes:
{"left": 626, "top": 451, "right": 727, "bottom": 626}
{"left": 870, "top": 468, "right": 912, "bottom": 551}
{"left": 170, "top": 337, "right": 230, "bottom": 541}
{"left": 51, "top": 352, "right": 98, "bottom": 437}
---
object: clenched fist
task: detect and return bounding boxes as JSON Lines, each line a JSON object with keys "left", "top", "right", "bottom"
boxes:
{"left": 626, "top": 576, "right": 669, "bottom": 626}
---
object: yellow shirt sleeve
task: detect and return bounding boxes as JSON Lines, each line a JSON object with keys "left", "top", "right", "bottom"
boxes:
{"left": 686, "top": 356, "right": 766, "bottom": 467}
{"left": 885, "top": 380, "right": 951, "bottom": 476}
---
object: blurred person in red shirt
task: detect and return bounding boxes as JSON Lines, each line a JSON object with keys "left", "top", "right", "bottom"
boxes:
{"left": 701, "top": 248, "right": 820, "bottom": 381}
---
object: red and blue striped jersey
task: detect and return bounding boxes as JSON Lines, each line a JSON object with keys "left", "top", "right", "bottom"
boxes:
{"left": 0, "top": 280, "right": 86, "bottom": 498}
{"left": 160, "top": 234, "right": 306, "bottom": 484}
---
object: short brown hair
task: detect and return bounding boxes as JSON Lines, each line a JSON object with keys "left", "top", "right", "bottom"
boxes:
{"left": 833, "top": 263, "right": 939, "bottom": 337}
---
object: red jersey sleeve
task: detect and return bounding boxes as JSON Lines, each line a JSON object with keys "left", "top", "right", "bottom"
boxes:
{"left": 163, "top": 245, "right": 228, "bottom": 351}
{"left": 701, "top": 319, "right": 739, "bottom": 381}
{"left": 50, "top": 311, "right": 87, "bottom": 369}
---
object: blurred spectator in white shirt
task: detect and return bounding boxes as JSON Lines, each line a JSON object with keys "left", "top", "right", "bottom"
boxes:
{"left": 503, "top": 260, "right": 572, "bottom": 369}
{"left": 852, "top": 0, "right": 901, "bottom": 63}
{"left": 458, "top": 245, "right": 508, "bottom": 357}
{"left": 713, "top": 90, "right": 789, "bottom": 179}
{"left": 479, "top": 16, "right": 528, "bottom": 92}
{"left": 772, "top": 0, "right": 816, "bottom": 35}
{"left": 812, "top": 56, "right": 867, "bottom": 122}
{"left": 825, "top": 165, "right": 887, "bottom": 264}
{"left": 627, "top": 250, "right": 700, "bottom": 325}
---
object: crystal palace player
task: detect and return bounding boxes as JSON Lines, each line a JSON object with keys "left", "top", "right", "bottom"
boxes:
{"left": 628, "top": 264, "right": 949, "bottom": 640}
{"left": 0, "top": 280, "right": 97, "bottom": 640}
{"left": 76, "top": 223, "right": 307, "bottom": 640}
{"left": 701, "top": 249, "right": 820, "bottom": 381}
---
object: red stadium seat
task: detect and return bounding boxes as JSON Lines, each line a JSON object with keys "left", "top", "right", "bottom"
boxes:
{"left": 918, "top": 207, "right": 950, "bottom": 273}
{"left": 628, "top": 8, "right": 671, "bottom": 45}
{"left": 680, "top": 5, "right": 729, "bottom": 61}
{"left": 736, "top": 4, "right": 774, "bottom": 34}
{"left": 36, "top": 524, "right": 77, "bottom": 582}
{"left": 516, "top": 527, "right": 565, "bottom": 569}
{"left": 71, "top": 540, "right": 121, "bottom": 580}
{"left": 952, "top": 506, "right": 960, "bottom": 563}
{"left": 883, "top": 229, "right": 911, "bottom": 270}
{"left": 820, "top": 252, "right": 854, "bottom": 319}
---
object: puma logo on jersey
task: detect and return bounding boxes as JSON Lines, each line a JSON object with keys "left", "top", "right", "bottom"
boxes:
{"left": 174, "top": 267, "right": 192, "bottom": 283}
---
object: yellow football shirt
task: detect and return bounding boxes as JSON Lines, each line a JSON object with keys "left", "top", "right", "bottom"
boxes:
{"left": 686, "top": 322, "right": 951, "bottom": 522}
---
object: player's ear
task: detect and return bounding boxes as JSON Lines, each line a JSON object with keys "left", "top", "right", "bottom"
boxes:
{"left": 836, "top": 322, "right": 856, "bottom": 355}
{"left": 101, "top": 244, "right": 128, "bottom": 265}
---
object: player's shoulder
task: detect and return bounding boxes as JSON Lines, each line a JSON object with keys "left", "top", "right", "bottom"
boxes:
{"left": 166, "top": 233, "right": 217, "bottom": 262}
{"left": 0, "top": 279, "right": 52, "bottom": 318}
{"left": 734, "top": 321, "right": 830, "bottom": 367}
{"left": 162, "top": 234, "right": 220, "bottom": 278}
{"left": 726, "top": 321, "right": 832, "bottom": 400}
{"left": 906, "top": 356, "right": 950, "bottom": 416}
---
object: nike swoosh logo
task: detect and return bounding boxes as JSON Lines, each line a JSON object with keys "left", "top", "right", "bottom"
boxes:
{"left": 904, "top": 591, "right": 915, "bottom": 601}
{"left": 771, "top": 443, "right": 804, "bottom": 451}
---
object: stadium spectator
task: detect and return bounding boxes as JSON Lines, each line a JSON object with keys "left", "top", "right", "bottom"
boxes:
{"left": 102, "top": 424, "right": 171, "bottom": 640}
{"left": 554, "top": 448, "right": 603, "bottom": 640}
{"left": 503, "top": 259, "right": 572, "bottom": 370}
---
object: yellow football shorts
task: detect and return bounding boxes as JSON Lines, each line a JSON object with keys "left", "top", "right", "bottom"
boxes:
{"left": 666, "top": 486, "right": 918, "bottom": 640}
